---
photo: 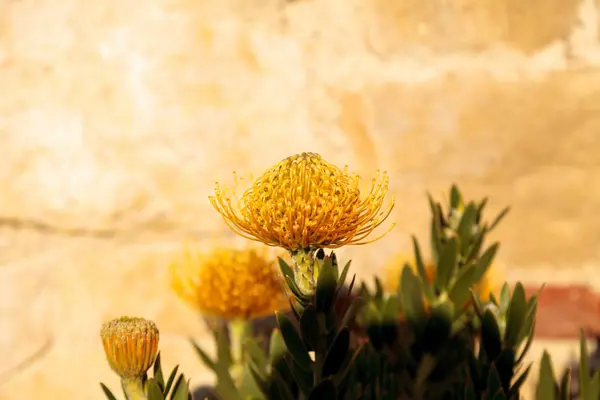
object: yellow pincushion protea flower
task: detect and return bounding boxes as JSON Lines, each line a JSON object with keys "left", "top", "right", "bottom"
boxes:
{"left": 209, "top": 152, "right": 395, "bottom": 251}
{"left": 169, "top": 246, "right": 289, "bottom": 320}
{"left": 100, "top": 317, "right": 159, "bottom": 379}
{"left": 382, "top": 253, "right": 504, "bottom": 302}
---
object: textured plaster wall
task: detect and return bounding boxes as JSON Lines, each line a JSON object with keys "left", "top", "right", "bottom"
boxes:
{"left": 2, "top": 0, "right": 600, "bottom": 398}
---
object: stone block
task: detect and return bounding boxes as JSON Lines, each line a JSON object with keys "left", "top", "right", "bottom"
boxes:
{"left": 363, "top": 0, "right": 581, "bottom": 54}
{"left": 1, "top": 0, "right": 599, "bottom": 270}
{"left": 321, "top": 69, "right": 600, "bottom": 270}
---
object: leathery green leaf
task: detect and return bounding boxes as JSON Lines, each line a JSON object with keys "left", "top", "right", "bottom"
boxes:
{"left": 399, "top": 265, "right": 426, "bottom": 323}
{"left": 299, "top": 305, "right": 321, "bottom": 353}
{"left": 504, "top": 282, "right": 526, "bottom": 347}
{"left": 435, "top": 237, "right": 459, "bottom": 291}
{"left": 536, "top": 351, "right": 557, "bottom": 400}
{"left": 321, "top": 327, "right": 350, "bottom": 377}
{"left": 146, "top": 379, "right": 164, "bottom": 400}
{"left": 315, "top": 258, "right": 337, "bottom": 313}
{"left": 276, "top": 312, "right": 312, "bottom": 371}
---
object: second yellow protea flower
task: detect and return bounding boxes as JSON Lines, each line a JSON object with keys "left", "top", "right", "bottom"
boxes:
{"left": 209, "top": 152, "right": 395, "bottom": 251}
{"left": 169, "top": 246, "right": 290, "bottom": 320}
{"left": 100, "top": 317, "right": 159, "bottom": 379}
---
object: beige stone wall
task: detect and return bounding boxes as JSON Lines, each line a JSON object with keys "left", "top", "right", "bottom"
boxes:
{"left": 2, "top": 0, "right": 600, "bottom": 398}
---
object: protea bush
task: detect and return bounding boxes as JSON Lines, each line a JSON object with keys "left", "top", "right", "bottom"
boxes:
{"left": 98, "top": 152, "right": 599, "bottom": 399}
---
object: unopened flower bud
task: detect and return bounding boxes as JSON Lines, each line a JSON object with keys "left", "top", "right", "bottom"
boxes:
{"left": 100, "top": 316, "right": 159, "bottom": 379}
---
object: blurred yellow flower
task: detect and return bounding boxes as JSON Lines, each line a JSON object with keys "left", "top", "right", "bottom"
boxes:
{"left": 169, "top": 246, "right": 290, "bottom": 320}
{"left": 382, "top": 253, "right": 435, "bottom": 293}
{"left": 100, "top": 317, "right": 159, "bottom": 379}
{"left": 382, "top": 253, "right": 504, "bottom": 302}
{"left": 209, "top": 152, "right": 395, "bottom": 251}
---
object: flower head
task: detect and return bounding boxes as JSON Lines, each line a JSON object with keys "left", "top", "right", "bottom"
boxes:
{"left": 100, "top": 317, "right": 159, "bottom": 379}
{"left": 209, "top": 152, "right": 395, "bottom": 251}
{"left": 169, "top": 246, "right": 290, "bottom": 320}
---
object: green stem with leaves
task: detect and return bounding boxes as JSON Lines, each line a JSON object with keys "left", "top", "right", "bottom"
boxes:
{"left": 121, "top": 375, "right": 147, "bottom": 400}
{"left": 230, "top": 318, "right": 250, "bottom": 385}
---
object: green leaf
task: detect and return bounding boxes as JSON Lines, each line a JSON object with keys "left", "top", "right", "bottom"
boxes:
{"left": 510, "top": 364, "right": 532, "bottom": 395}
{"left": 244, "top": 338, "right": 269, "bottom": 378}
{"left": 269, "top": 329, "right": 287, "bottom": 365}
{"left": 489, "top": 206, "right": 510, "bottom": 232}
{"left": 495, "top": 349, "right": 516, "bottom": 391}
{"left": 589, "top": 371, "right": 600, "bottom": 400}
{"left": 558, "top": 368, "right": 571, "bottom": 400}
{"left": 215, "top": 326, "right": 233, "bottom": 369}
{"left": 487, "top": 365, "right": 503, "bottom": 396}
{"left": 322, "top": 328, "right": 350, "bottom": 377}
{"left": 435, "top": 237, "right": 459, "bottom": 291}
{"left": 271, "top": 369, "right": 296, "bottom": 400}
{"left": 412, "top": 236, "right": 435, "bottom": 301}
{"left": 308, "top": 379, "right": 337, "bottom": 400}
{"left": 347, "top": 274, "right": 357, "bottom": 300}
{"left": 333, "top": 343, "right": 364, "bottom": 387}
{"left": 248, "top": 364, "right": 270, "bottom": 398}
{"left": 457, "top": 203, "right": 478, "bottom": 254}
{"left": 450, "top": 184, "right": 463, "bottom": 210}
{"left": 315, "top": 258, "right": 337, "bottom": 313}
{"left": 238, "top": 361, "right": 266, "bottom": 400}
{"left": 340, "top": 297, "right": 361, "bottom": 332}
{"left": 472, "top": 243, "right": 499, "bottom": 283}
{"left": 99, "top": 383, "right": 118, "bottom": 400}
{"left": 399, "top": 265, "right": 426, "bottom": 323}
{"left": 147, "top": 379, "right": 165, "bottom": 400}
{"left": 153, "top": 352, "right": 165, "bottom": 391}
{"left": 516, "top": 297, "right": 538, "bottom": 364}
{"left": 464, "top": 227, "right": 487, "bottom": 266}
{"left": 276, "top": 312, "right": 312, "bottom": 370}
{"left": 337, "top": 260, "right": 352, "bottom": 288}
{"left": 477, "top": 197, "right": 488, "bottom": 219}
{"left": 448, "top": 266, "right": 477, "bottom": 310}
{"left": 579, "top": 329, "right": 592, "bottom": 399}
{"left": 489, "top": 292, "right": 498, "bottom": 306}
{"left": 536, "top": 351, "right": 557, "bottom": 400}
{"left": 499, "top": 283, "right": 511, "bottom": 314}
{"left": 428, "top": 194, "right": 443, "bottom": 264}
{"left": 278, "top": 257, "right": 295, "bottom": 280}
{"left": 164, "top": 365, "right": 179, "bottom": 396}
{"left": 190, "top": 339, "right": 216, "bottom": 371}
{"left": 284, "top": 275, "right": 308, "bottom": 303}
{"left": 300, "top": 305, "right": 321, "bottom": 353}
{"left": 516, "top": 319, "right": 536, "bottom": 365}
{"left": 374, "top": 277, "right": 384, "bottom": 299}
{"left": 288, "top": 297, "right": 302, "bottom": 321}
{"left": 282, "top": 354, "right": 311, "bottom": 394}
{"left": 120, "top": 380, "right": 128, "bottom": 400}
{"left": 504, "top": 282, "right": 527, "bottom": 347}
{"left": 169, "top": 375, "right": 190, "bottom": 400}
{"left": 382, "top": 295, "right": 400, "bottom": 321}
{"left": 481, "top": 309, "right": 502, "bottom": 361}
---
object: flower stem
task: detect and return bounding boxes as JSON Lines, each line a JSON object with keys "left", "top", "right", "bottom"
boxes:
{"left": 121, "top": 375, "right": 147, "bottom": 400}
{"left": 290, "top": 249, "right": 319, "bottom": 295}
{"left": 230, "top": 318, "right": 250, "bottom": 384}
